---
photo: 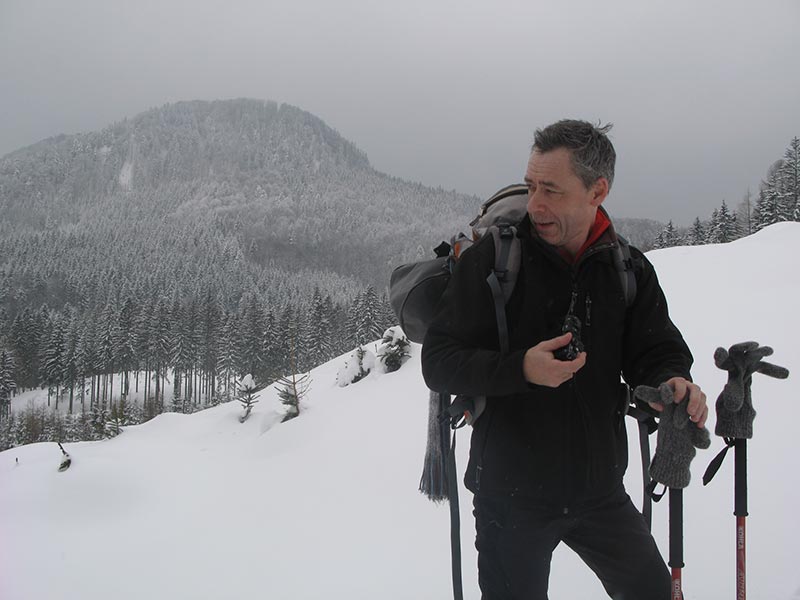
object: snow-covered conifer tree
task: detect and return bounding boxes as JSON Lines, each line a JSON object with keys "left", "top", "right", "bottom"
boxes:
{"left": 0, "top": 412, "right": 15, "bottom": 451}
{"left": 336, "top": 346, "right": 374, "bottom": 387}
{"left": 346, "top": 290, "right": 363, "bottom": 347}
{"left": 754, "top": 177, "right": 781, "bottom": 232}
{"left": 42, "top": 312, "right": 66, "bottom": 409}
{"left": 237, "top": 375, "right": 259, "bottom": 423}
{"left": 216, "top": 311, "right": 239, "bottom": 402}
{"left": 308, "top": 288, "right": 333, "bottom": 368}
{"left": 361, "top": 285, "right": 383, "bottom": 342}
{"left": 114, "top": 296, "right": 137, "bottom": 399}
{"left": 710, "top": 200, "right": 738, "bottom": 243}
{"left": 238, "top": 293, "right": 267, "bottom": 383}
{"left": 779, "top": 137, "right": 799, "bottom": 220}
{"left": 62, "top": 308, "right": 81, "bottom": 414}
{"left": 89, "top": 401, "right": 110, "bottom": 440}
{"left": 0, "top": 347, "right": 16, "bottom": 421}
{"left": 657, "top": 221, "right": 681, "bottom": 248}
{"left": 199, "top": 289, "right": 222, "bottom": 404}
{"left": 378, "top": 292, "right": 396, "bottom": 333}
{"left": 687, "top": 217, "right": 706, "bottom": 246}
{"left": 377, "top": 327, "right": 410, "bottom": 373}
{"left": 276, "top": 370, "right": 310, "bottom": 423}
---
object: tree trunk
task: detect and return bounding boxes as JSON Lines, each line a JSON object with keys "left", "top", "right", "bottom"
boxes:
{"left": 154, "top": 366, "right": 160, "bottom": 414}
{"left": 144, "top": 365, "right": 150, "bottom": 406}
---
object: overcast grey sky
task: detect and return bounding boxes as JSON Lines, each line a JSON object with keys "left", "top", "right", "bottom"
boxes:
{"left": 1, "top": 0, "right": 798, "bottom": 224}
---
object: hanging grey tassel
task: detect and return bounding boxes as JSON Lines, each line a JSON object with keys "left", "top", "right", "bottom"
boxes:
{"left": 419, "top": 390, "right": 451, "bottom": 502}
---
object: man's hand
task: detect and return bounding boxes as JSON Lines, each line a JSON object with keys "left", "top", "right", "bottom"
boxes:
{"left": 648, "top": 376, "right": 708, "bottom": 428}
{"left": 523, "top": 332, "right": 587, "bottom": 388}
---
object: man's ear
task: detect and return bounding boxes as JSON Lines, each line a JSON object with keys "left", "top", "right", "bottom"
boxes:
{"left": 590, "top": 177, "right": 609, "bottom": 207}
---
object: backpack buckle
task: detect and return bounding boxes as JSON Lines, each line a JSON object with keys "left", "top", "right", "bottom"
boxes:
{"left": 497, "top": 223, "right": 515, "bottom": 239}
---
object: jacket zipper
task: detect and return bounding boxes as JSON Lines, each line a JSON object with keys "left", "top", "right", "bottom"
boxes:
{"left": 585, "top": 294, "right": 592, "bottom": 327}
{"left": 561, "top": 274, "right": 580, "bottom": 512}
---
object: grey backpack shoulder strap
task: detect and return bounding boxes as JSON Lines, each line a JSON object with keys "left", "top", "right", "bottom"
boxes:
{"left": 485, "top": 223, "right": 520, "bottom": 354}
{"left": 614, "top": 234, "right": 637, "bottom": 308}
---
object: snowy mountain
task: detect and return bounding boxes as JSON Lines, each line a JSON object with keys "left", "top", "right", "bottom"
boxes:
{"left": 1, "top": 223, "right": 798, "bottom": 600}
{"left": 0, "top": 98, "right": 478, "bottom": 296}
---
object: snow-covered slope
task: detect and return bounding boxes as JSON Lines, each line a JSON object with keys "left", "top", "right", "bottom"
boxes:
{"left": 2, "top": 223, "right": 799, "bottom": 600}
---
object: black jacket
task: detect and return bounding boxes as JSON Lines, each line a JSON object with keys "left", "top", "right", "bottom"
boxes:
{"left": 421, "top": 214, "right": 693, "bottom": 508}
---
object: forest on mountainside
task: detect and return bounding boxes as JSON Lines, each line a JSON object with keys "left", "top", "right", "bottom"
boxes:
{"left": 0, "top": 99, "right": 460, "bottom": 448}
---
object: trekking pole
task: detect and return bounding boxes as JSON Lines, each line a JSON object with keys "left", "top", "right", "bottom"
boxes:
{"left": 669, "top": 487, "right": 684, "bottom": 600}
{"left": 702, "top": 341, "right": 789, "bottom": 600}
{"left": 445, "top": 427, "right": 464, "bottom": 600}
{"left": 418, "top": 390, "right": 465, "bottom": 600}
{"left": 734, "top": 438, "right": 747, "bottom": 600}
{"left": 634, "top": 382, "right": 710, "bottom": 599}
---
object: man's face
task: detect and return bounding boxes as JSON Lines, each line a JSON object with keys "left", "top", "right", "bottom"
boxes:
{"left": 524, "top": 148, "right": 608, "bottom": 258}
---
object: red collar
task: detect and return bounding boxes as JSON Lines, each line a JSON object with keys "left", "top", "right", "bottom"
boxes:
{"left": 558, "top": 210, "right": 611, "bottom": 263}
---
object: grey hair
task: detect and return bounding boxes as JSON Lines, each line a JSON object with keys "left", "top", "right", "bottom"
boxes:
{"left": 532, "top": 120, "right": 616, "bottom": 190}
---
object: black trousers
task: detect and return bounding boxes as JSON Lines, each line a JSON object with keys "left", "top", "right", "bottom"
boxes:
{"left": 473, "top": 487, "right": 670, "bottom": 600}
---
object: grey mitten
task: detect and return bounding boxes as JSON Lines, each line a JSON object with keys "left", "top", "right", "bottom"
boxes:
{"left": 634, "top": 382, "right": 711, "bottom": 489}
{"left": 714, "top": 341, "right": 790, "bottom": 439}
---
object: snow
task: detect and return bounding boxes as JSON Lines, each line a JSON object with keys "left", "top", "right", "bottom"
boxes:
{"left": 118, "top": 160, "right": 133, "bottom": 189}
{"left": 380, "top": 325, "right": 406, "bottom": 345}
{"left": 238, "top": 374, "right": 256, "bottom": 390}
{"left": 335, "top": 345, "right": 377, "bottom": 387}
{"left": 2, "top": 223, "right": 799, "bottom": 599}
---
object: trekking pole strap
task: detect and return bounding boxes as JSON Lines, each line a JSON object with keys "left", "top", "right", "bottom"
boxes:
{"left": 702, "top": 437, "right": 736, "bottom": 486}
{"left": 638, "top": 419, "right": 652, "bottom": 529}
{"left": 625, "top": 397, "right": 658, "bottom": 529}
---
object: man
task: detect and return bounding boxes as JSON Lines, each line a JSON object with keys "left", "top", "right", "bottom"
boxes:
{"left": 421, "top": 119, "right": 708, "bottom": 599}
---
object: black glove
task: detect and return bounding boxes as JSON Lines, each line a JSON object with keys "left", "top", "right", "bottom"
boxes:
{"left": 634, "top": 382, "right": 710, "bottom": 489}
{"left": 713, "top": 341, "right": 789, "bottom": 439}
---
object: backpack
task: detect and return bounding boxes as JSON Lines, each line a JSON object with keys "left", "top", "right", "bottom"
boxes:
{"left": 390, "top": 183, "right": 638, "bottom": 349}
{"left": 389, "top": 184, "right": 656, "bottom": 600}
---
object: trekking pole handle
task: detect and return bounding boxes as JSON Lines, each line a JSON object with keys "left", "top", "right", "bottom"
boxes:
{"left": 734, "top": 439, "right": 748, "bottom": 517}
{"left": 669, "top": 488, "right": 684, "bottom": 600}
{"left": 669, "top": 488, "right": 684, "bottom": 569}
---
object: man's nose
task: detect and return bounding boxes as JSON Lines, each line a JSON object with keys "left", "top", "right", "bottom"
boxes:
{"left": 527, "top": 189, "right": 544, "bottom": 214}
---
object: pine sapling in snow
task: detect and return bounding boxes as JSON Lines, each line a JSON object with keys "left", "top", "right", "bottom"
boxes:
{"left": 90, "top": 401, "right": 110, "bottom": 440}
{"left": 237, "top": 375, "right": 259, "bottom": 423}
{"left": 336, "top": 346, "right": 375, "bottom": 387}
{"left": 106, "top": 400, "right": 125, "bottom": 437}
{"left": 377, "top": 327, "right": 411, "bottom": 373}
{"left": 276, "top": 371, "right": 310, "bottom": 423}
